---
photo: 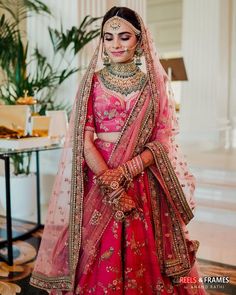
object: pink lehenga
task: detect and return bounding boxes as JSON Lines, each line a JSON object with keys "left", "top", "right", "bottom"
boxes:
{"left": 30, "top": 12, "right": 205, "bottom": 295}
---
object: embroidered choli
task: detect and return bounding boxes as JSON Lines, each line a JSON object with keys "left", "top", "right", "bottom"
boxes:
{"left": 85, "top": 74, "right": 140, "bottom": 133}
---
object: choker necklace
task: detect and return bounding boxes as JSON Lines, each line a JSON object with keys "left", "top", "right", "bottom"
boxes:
{"left": 99, "top": 61, "right": 146, "bottom": 96}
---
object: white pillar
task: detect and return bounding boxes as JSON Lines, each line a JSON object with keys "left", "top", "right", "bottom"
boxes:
{"left": 77, "top": 0, "right": 107, "bottom": 78}
{"left": 180, "top": 0, "right": 231, "bottom": 148}
{"left": 27, "top": 0, "right": 79, "bottom": 105}
{"left": 27, "top": 1, "right": 80, "bottom": 207}
{"left": 107, "top": 0, "right": 146, "bottom": 20}
{"left": 230, "top": 1, "right": 236, "bottom": 147}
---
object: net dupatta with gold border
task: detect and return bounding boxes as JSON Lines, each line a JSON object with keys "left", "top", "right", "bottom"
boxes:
{"left": 30, "top": 12, "right": 196, "bottom": 292}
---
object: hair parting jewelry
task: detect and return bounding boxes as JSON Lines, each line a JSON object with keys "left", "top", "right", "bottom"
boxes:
{"left": 103, "top": 16, "right": 141, "bottom": 36}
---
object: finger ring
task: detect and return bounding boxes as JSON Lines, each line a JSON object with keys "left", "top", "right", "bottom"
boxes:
{"left": 114, "top": 210, "right": 125, "bottom": 221}
{"left": 110, "top": 180, "right": 119, "bottom": 190}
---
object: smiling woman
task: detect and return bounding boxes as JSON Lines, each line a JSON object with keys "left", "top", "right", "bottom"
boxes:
{"left": 103, "top": 21, "right": 139, "bottom": 64}
{"left": 30, "top": 6, "right": 205, "bottom": 295}
{"left": 102, "top": 7, "right": 141, "bottom": 65}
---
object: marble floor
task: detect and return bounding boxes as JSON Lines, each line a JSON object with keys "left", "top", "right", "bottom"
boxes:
{"left": 182, "top": 144, "right": 236, "bottom": 267}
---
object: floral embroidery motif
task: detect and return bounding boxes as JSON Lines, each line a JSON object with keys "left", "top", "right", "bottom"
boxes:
{"left": 92, "top": 75, "right": 138, "bottom": 133}
{"left": 112, "top": 221, "right": 119, "bottom": 239}
{"left": 125, "top": 278, "right": 138, "bottom": 290}
{"left": 136, "top": 264, "right": 146, "bottom": 278}
{"left": 127, "top": 232, "right": 145, "bottom": 256}
{"left": 89, "top": 209, "right": 102, "bottom": 225}
{"left": 106, "top": 265, "right": 120, "bottom": 273}
{"left": 95, "top": 139, "right": 112, "bottom": 153}
{"left": 100, "top": 247, "right": 114, "bottom": 262}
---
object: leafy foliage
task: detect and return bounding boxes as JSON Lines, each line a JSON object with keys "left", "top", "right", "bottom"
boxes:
{"left": 0, "top": 0, "right": 101, "bottom": 174}
{"left": 49, "top": 15, "right": 101, "bottom": 55}
{"left": 0, "top": 0, "right": 50, "bottom": 23}
{"left": 0, "top": 0, "right": 101, "bottom": 114}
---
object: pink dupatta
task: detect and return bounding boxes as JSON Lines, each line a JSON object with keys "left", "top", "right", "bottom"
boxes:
{"left": 30, "top": 12, "right": 197, "bottom": 292}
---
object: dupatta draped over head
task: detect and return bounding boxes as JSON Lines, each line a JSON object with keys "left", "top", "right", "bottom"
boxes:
{"left": 31, "top": 11, "right": 197, "bottom": 292}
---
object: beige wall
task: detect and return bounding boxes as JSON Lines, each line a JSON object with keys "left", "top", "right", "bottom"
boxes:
{"left": 146, "top": 0, "right": 236, "bottom": 148}
{"left": 147, "top": 0, "right": 182, "bottom": 54}
{"left": 180, "top": 0, "right": 235, "bottom": 148}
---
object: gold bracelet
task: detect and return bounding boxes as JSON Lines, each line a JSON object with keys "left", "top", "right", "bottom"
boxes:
{"left": 126, "top": 155, "right": 144, "bottom": 178}
{"left": 121, "top": 163, "right": 133, "bottom": 184}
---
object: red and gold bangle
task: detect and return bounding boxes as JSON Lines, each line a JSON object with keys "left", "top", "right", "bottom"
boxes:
{"left": 126, "top": 155, "right": 144, "bottom": 178}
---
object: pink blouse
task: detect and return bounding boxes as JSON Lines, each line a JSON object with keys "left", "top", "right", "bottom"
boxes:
{"left": 85, "top": 74, "right": 138, "bottom": 133}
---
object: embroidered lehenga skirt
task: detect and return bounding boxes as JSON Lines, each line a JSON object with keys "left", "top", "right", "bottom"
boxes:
{"left": 62, "top": 139, "right": 204, "bottom": 295}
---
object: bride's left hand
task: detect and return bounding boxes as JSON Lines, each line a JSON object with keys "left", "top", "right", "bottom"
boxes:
{"left": 95, "top": 167, "right": 126, "bottom": 193}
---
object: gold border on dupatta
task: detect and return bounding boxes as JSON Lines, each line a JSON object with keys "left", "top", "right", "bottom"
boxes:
{"left": 145, "top": 141, "right": 194, "bottom": 225}
{"left": 133, "top": 98, "right": 155, "bottom": 156}
{"left": 69, "top": 46, "right": 100, "bottom": 287}
{"left": 107, "top": 78, "right": 148, "bottom": 164}
{"left": 31, "top": 45, "right": 101, "bottom": 291}
{"left": 147, "top": 170, "right": 192, "bottom": 280}
{"left": 136, "top": 13, "right": 160, "bottom": 129}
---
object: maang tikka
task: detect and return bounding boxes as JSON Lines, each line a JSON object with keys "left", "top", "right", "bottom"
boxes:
{"left": 103, "top": 16, "right": 141, "bottom": 36}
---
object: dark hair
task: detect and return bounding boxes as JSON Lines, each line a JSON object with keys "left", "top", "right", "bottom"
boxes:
{"left": 101, "top": 6, "right": 141, "bottom": 37}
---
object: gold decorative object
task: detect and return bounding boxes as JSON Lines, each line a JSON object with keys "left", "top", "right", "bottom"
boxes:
{"left": 175, "top": 102, "right": 180, "bottom": 113}
{"left": 0, "top": 126, "right": 19, "bottom": 138}
{"left": 16, "top": 90, "right": 37, "bottom": 105}
{"left": 31, "top": 116, "right": 51, "bottom": 137}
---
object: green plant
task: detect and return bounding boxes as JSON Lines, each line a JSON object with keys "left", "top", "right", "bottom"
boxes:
{"left": 0, "top": 0, "right": 101, "bottom": 174}
{"left": 11, "top": 152, "right": 32, "bottom": 175}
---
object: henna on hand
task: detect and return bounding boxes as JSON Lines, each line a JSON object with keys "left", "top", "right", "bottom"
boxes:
{"left": 103, "top": 186, "right": 136, "bottom": 221}
{"left": 95, "top": 166, "right": 128, "bottom": 193}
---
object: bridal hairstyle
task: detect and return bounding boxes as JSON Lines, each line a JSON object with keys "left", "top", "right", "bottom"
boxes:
{"left": 101, "top": 6, "right": 141, "bottom": 37}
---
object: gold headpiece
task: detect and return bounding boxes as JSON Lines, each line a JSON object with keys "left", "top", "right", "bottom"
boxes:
{"left": 103, "top": 16, "right": 140, "bottom": 36}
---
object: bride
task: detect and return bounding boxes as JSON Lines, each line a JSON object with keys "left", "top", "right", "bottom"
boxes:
{"left": 31, "top": 6, "right": 205, "bottom": 295}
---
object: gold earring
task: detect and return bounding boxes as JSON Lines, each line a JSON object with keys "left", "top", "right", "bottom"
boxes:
{"left": 103, "top": 50, "right": 110, "bottom": 66}
{"left": 134, "top": 46, "right": 143, "bottom": 66}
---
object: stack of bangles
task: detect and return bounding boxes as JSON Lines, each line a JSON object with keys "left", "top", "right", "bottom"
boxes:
{"left": 125, "top": 154, "right": 144, "bottom": 179}
{"left": 95, "top": 155, "right": 144, "bottom": 221}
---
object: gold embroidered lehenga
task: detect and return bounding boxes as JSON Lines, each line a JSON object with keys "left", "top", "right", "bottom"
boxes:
{"left": 30, "top": 9, "right": 205, "bottom": 295}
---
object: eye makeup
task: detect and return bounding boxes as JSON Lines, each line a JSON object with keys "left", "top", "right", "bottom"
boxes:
{"left": 104, "top": 32, "right": 133, "bottom": 41}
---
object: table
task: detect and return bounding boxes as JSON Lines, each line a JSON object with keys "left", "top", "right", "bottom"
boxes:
{"left": 0, "top": 144, "right": 62, "bottom": 265}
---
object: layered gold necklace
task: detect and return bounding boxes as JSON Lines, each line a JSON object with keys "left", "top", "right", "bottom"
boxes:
{"left": 99, "top": 61, "right": 146, "bottom": 96}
